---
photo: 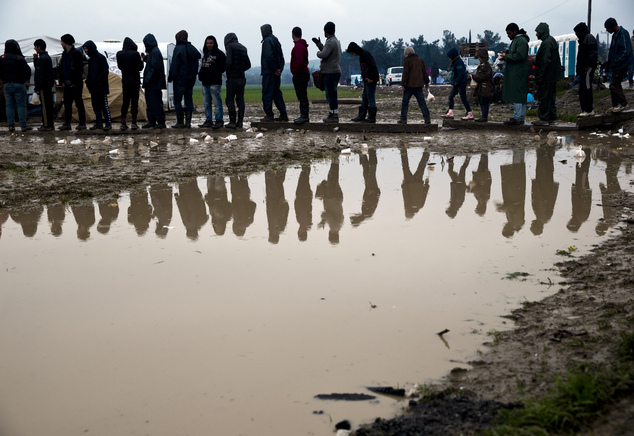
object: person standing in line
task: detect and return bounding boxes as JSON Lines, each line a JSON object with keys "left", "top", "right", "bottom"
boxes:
{"left": 260, "top": 24, "right": 288, "bottom": 122}
{"left": 33, "top": 39, "right": 55, "bottom": 131}
{"left": 313, "top": 21, "right": 341, "bottom": 122}
{"left": 168, "top": 30, "right": 201, "bottom": 128}
{"left": 629, "top": 33, "right": 634, "bottom": 87}
{"left": 290, "top": 26, "right": 310, "bottom": 124}
{"left": 83, "top": 40, "right": 112, "bottom": 130}
{"left": 430, "top": 62, "right": 440, "bottom": 85}
{"left": 573, "top": 22, "right": 598, "bottom": 117}
{"left": 469, "top": 48, "right": 494, "bottom": 122}
{"left": 141, "top": 33, "right": 167, "bottom": 129}
{"left": 0, "top": 39, "right": 32, "bottom": 132}
{"left": 224, "top": 33, "right": 251, "bottom": 129}
{"left": 198, "top": 35, "right": 226, "bottom": 129}
{"left": 604, "top": 17, "right": 633, "bottom": 112}
{"left": 531, "top": 23, "right": 562, "bottom": 126}
{"left": 59, "top": 34, "right": 86, "bottom": 131}
{"left": 499, "top": 23, "right": 530, "bottom": 125}
{"left": 442, "top": 47, "right": 473, "bottom": 120}
{"left": 116, "top": 37, "right": 144, "bottom": 130}
{"left": 398, "top": 46, "right": 431, "bottom": 124}
{"left": 347, "top": 42, "right": 379, "bottom": 123}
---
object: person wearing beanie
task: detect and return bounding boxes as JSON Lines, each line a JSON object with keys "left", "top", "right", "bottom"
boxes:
{"left": 313, "top": 21, "right": 341, "bottom": 122}
{"left": 347, "top": 42, "right": 379, "bottom": 123}
{"left": 168, "top": 29, "right": 201, "bottom": 128}
{"left": 59, "top": 33, "right": 87, "bottom": 131}
{"left": 442, "top": 47, "right": 472, "bottom": 120}
{"left": 33, "top": 39, "right": 55, "bottom": 131}
{"left": 290, "top": 26, "right": 310, "bottom": 124}
{"left": 259, "top": 24, "right": 288, "bottom": 122}
{"left": 116, "top": 37, "right": 144, "bottom": 130}
{"left": 141, "top": 33, "right": 167, "bottom": 129}
{"left": 223, "top": 33, "right": 251, "bottom": 129}
{"left": 398, "top": 46, "right": 431, "bottom": 124}
{"left": 531, "top": 22, "right": 562, "bottom": 126}
{"left": 604, "top": 17, "right": 633, "bottom": 112}
{"left": 469, "top": 48, "right": 494, "bottom": 122}
{"left": 573, "top": 22, "right": 598, "bottom": 117}
{"left": 500, "top": 23, "right": 529, "bottom": 125}
{"left": 198, "top": 35, "right": 226, "bottom": 129}
{"left": 83, "top": 40, "right": 112, "bottom": 130}
{"left": 0, "top": 39, "right": 32, "bottom": 132}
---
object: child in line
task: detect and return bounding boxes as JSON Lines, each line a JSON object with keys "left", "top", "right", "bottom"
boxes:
{"left": 442, "top": 48, "right": 473, "bottom": 120}
{"left": 469, "top": 49, "right": 494, "bottom": 122}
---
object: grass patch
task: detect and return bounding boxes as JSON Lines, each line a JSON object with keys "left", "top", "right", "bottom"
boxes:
{"left": 505, "top": 272, "right": 530, "bottom": 280}
{"left": 0, "top": 162, "right": 29, "bottom": 173}
{"left": 192, "top": 84, "right": 366, "bottom": 105}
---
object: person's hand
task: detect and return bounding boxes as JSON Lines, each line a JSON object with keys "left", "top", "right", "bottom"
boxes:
{"left": 312, "top": 37, "right": 322, "bottom": 47}
{"left": 275, "top": 69, "right": 282, "bottom": 76}
{"left": 425, "top": 84, "right": 429, "bottom": 90}
{"left": 33, "top": 52, "right": 38, "bottom": 60}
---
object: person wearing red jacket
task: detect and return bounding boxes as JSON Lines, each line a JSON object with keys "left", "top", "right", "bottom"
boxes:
{"left": 291, "top": 27, "right": 310, "bottom": 124}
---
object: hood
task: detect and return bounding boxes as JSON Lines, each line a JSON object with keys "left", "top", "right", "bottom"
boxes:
{"left": 143, "top": 33, "right": 158, "bottom": 52}
{"left": 296, "top": 39, "right": 308, "bottom": 49}
{"left": 535, "top": 22, "right": 550, "bottom": 40}
{"left": 260, "top": 24, "right": 273, "bottom": 41}
{"left": 447, "top": 47, "right": 460, "bottom": 60}
{"left": 4, "top": 39, "right": 23, "bottom": 56}
{"left": 82, "top": 40, "right": 98, "bottom": 57}
{"left": 203, "top": 35, "right": 219, "bottom": 55}
{"left": 573, "top": 22, "right": 589, "bottom": 38}
{"left": 123, "top": 37, "right": 138, "bottom": 51}
{"left": 224, "top": 33, "right": 238, "bottom": 47}
{"left": 175, "top": 30, "right": 188, "bottom": 43}
{"left": 346, "top": 42, "right": 362, "bottom": 55}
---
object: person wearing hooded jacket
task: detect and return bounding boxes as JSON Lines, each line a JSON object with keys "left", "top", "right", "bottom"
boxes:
{"left": 33, "top": 39, "right": 55, "bottom": 131}
{"left": 224, "top": 33, "right": 251, "bottom": 129}
{"left": 0, "top": 39, "right": 32, "bottom": 132}
{"left": 116, "top": 37, "right": 144, "bottom": 130}
{"left": 573, "top": 22, "right": 598, "bottom": 117}
{"left": 59, "top": 34, "right": 87, "bottom": 131}
{"left": 290, "top": 26, "right": 310, "bottom": 124}
{"left": 168, "top": 30, "right": 201, "bottom": 128}
{"left": 313, "top": 21, "right": 341, "bottom": 122}
{"left": 442, "top": 47, "right": 472, "bottom": 120}
{"left": 198, "top": 35, "right": 226, "bottom": 129}
{"left": 260, "top": 24, "right": 288, "bottom": 122}
{"left": 83, "top": 40, "right": 112, "bottom": 130}
{"left": 141, "top": 33, "right": 166, "bottom": 129}
{"left": 500, "top": 23, "right": 530, "bottom": 125}
{"left": 604, "top": 17, "right": 633, "bottom": 112}
{"left": 347, "top": 42, "right": 380, "bottom": 123}
{"left": 532, "top": 23, "right": 562, "bottom": 126}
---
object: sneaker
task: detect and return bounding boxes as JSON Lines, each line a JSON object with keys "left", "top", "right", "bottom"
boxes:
{"left": 274, "top": 116, "right": 289, "bottom": 122}
{"left": 260, "top": 115, "right": 275, "bottom": 122}
{"left": 103, "top": 124, "right": 112, "bottom": 131}
{"left": 461, "top": 111, "right": 474, "bottom": 121}
{"left": 503, "top": 118, "right": 521, "bottom": 125}
{"left": 212, "top": 120, "right": 224, "bottom": 129}
{"left": 142, "top": 122, "right": 155, "bottom": 129}
{"left": 397, "top": 118, "right": 407, "bottom": 124}
{"left": 531, "top": 119, "right": 549, "bottom": 126}
{"left": 76, "top": 124, "right": 86, "bottom": 131}
{"left": 89, "top": 123, "right": 103, "bottom": 130}
{"left": 610, "top": 105, "right": 626, "bottom": 113}
{"left": 474, "top": 117, "right": 488, "bottom": 122}
{"left": 21, "top": 126, "right": 32, "bottom": 132}
{"left": 154, "top": 123, "right": 167, "bottom": 129}
{"left": 58, "top": 124, "right": 71, "bottom": 131}
{"left": 225, "top": 122, "right": 237, "bottom": 129}
{"left": 441, "top": 109, "right": 454, "bottom": 119}
{"left": 131, "top": 122, "right": 138, "bottom": 130}
{"left": 120, "top": 122, "right": 128, "bottom": 130}
{"left": 198, "top": 120, "right": 213, "bottom": 128}
{"left": 577, "top": 112, "right": 590, "bottom": 117}
{"left": 38, "top": 125, "right": 54, "bottom": 131}
{"left": 548, "top": 120, "right": 558, "bottom": 125}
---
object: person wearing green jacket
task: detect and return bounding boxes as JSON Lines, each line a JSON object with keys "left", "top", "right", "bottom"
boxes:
{"left": 532, "top": 22, "right": 562, "bottom": 126}
{"left": 500, "top": 23, "right": 529, "bottom": 125}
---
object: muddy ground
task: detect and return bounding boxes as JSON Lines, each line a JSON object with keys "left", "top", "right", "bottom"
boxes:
{"left": 2, "top": 84, "right": 634, "bottom": 435}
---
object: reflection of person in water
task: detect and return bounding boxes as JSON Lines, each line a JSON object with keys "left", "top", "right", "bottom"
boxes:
{"left": 47, "top": 203, "right": 66, "bottom": 237}
{"left": 530, "top": 145, "right": 559, "bottom": 235}
{"left": 468, "top": 154, "right": 492, "bottom": 216}
{"left": 400, "top": 148, "right": 430, "bottom": 219}
{"left": 128, "top": 189, "right": 152, "bottom": 236}
{"left": 149, "top": 184, "right": 173, "bottom": 238}
{"left": 0, "top": 209, "right": 9, "bottom": 239}
{"left": 205, "top": 176, "right": 232, "bottom": 236}
{"left": 350, "top": 149, "right": 380, "bottom": 227}
{"left": 265, "top": 169, "right": 289, "bottom": 244}
{"left": 175, "top": 179, "right": 209, "bottom": 240}
{"left": 567, "top": 147, "right": 592, "bottom": 232}
{"left": 446, "top": 156, "right": 471, "bottom": 218}
{"left": 498, "top": 149, "right": 526, "bottom": 238}
{"left": 97, "top": 199, "right": 119, "bottom": 234}
{"left": 10, "top": 205, "right": 44, "bottom": 238}
{"left": 230, "top": 176, "right": 256, "bottom": 237}
{"left": 294, "top": 165, "right": 313, "bottom": 241}
{"left": 71, "top": 203, "right": 95, "bottom": 241}
{"left": 315, "top": 159, "right": 344, "bottom": 244}
{"left": 596, "top": 152, "right": 622, "bottom": 235}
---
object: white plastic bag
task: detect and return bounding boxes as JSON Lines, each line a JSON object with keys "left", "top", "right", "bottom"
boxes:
{"left": 30, "top": 92, "right": 40, "bottom": 105}
{"left": 426, "top": 90, "right": 435, "bottom": 103}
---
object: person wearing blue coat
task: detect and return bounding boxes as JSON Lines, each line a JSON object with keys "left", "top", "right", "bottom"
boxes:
{"left": 141, "top": 33, "right": 166, "bottom": 129}
{"left": 168, "top": 30, "right": 201, "bottom": 128}
{"left": 442, "top": 47, "right": 472, "bottom": 120}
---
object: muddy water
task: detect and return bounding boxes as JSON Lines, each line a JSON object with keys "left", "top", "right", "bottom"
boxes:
{"left": 1, "top": 143, "right": 633, "bottom": 436}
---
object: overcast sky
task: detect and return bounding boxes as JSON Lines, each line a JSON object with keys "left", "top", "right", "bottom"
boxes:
{"left": 2, "top": 0, "right": 632, "bottom": 63}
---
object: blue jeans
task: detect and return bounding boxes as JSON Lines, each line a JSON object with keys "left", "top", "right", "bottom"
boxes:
{"left": 360, "top": 80, "right": 377, "bottom": 110}
{"left": 513, "top": 103, "right": 526, "bottom": 121}
{"left": 448, "top": 83, "right": 471, "bottom": 112}
{"left": 400, "top": 87, "right": 430, "bottom": 119}
{"left": 202, "top": 84, "right": 223, "bottom": 121}
{"left": 322, "top": 72, "right": 340, "bottom": 112}
{"left": 4, "top": 82, "right": 28, "bottom": 127}
{"left": 261, "top": 74, "right": 287, "bottom": 118}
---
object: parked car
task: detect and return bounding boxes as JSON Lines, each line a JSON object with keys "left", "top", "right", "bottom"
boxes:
{"left": 385, "top": 66, "right": 403, "bottom": 86}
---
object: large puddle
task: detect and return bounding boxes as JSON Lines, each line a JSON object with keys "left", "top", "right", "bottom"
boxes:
{"left": 1, "top": 142, "right": 633, "bottom": 435}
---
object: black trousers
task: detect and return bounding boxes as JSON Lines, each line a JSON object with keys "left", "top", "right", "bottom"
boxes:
{"left": 90, "top": 91, "right": 111, "bottom": 125}
{"left": 145, "top": 89, "right": 165, "bottom": 124}
{"left": 537, "top": 81, "right": 557, "bottom": 121}
{"left": 225, "top": 77, "right": 246, "bottom": 123}
{"left": 63, "top": 84, "right": 86, "bottom": 125}
{"left": 610, "top": 68, "right": 628, "bottom": 107}
{"left": 293, "top": 71, "right": 310, "bottom": 117}
{"left": 39, "top": 87, "right": 54, "bottom": 127}
{"left": 120, "top": 83, "right": 140, "bottom": 121}
{"left": 579, "top": 67, "right": 595, "bottom": 113}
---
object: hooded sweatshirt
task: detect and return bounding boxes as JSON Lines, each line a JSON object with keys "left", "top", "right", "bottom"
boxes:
{"left": 224, "top": 33, "right": 251, "bottom": 79}
{"left": 0, "top": 39, "right": 31, "bottom": 84}
{"left": 198, "top": 35, "right": 226, "bottom": 86}
{"left": 60, "top": 40, "right": 85, "bottom": 86}
{"left": 168, "top": 35, "right": 201, "bottom": 87}
{"left": 290, "top": 38, "right": 309, "bottom": 76}
{"left": 142, "top": 33, "right": 166, "bottom": 90}
{"left": 260, "top": 24, "right": 284, "bottom": 75}
{"left": 534, "top": 23, "right": 562, "bottom": 83}
{"left": 573, "top": 23, "right": 598, "bottom": 75}
{"left": 116, "top": 37, "right": 144, "bottom": 87}
{"left": 346, "top": 42, "right": 379, "bottom": 82}
{"left": 83, "top": 40, "right": 110, "bottom": 94}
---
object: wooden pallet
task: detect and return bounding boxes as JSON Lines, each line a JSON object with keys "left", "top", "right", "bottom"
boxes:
{"left": 575, "top": 109, "right": 634, "bottom": 129}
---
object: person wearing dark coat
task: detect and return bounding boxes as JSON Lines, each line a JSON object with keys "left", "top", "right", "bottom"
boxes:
{"left": 573, "top": 22, "right": 598, "bottom": 116}
{"left": 141, "top": 33, "right": 166, "bottom": 129}
{"left": 33, "top": 39, "right": 55, "bottom": 131}
{"left": 198, "top": 35, "right": 226, "bottom": 129}
{"left": 116, "top": 37, "right": 144, "bottom": 130}
{"left": 500, "top": 23, "right": 530, "bottom": 125}
{"left": 443, "top": 47, "right": 472, "bottom": 120}
{"left": 430, "top": 62, "right": 440, "bottom": 84}
{"left": 224, "top": 33, "right": 251, "bottom": 129}
{"left": 168, "top": 30, "right": 201, "bottom": 128}
{"left": 398, "top": 46, "right": 431, "bottom": 124}
{"left": 83, "top": 40, "right": 112, "bottom": 130}
{"left": 604, "top": 17, "right": 633, "bottom": 112}
{"left": 532, "top": 22, "right": 562, "bottom": 126}
{"left": 0, "top": 39, "right": 32, "bottom": 132}
{"left": 347, "top": 42, "right": 380, "bottom": 123}
{"left": 470, "top": 48, "right": 494, "bottom": 122}
{"left": 290, "top": 26, "right": 310, "bottom": 124}
{"left": 59, "top": 33, "right": 86, "bottom": 131}
{"left": 260, "top": 24, "right": 288, "bottom": 122}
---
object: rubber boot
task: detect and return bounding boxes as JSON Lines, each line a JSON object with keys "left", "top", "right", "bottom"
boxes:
{"left": 351, "top": 106, "right": 367, "bottom": 122}
{"left": 424, "top": 116, "right": 431, "bottom": 124}
{"left": 362, "top": 107, "right": 376, "bottom": 123}
{"left": 172, "top": 112, "right": 185, "bottom": 129}
{"left": 185, "top": 111, "right": 192, "bottom": 128}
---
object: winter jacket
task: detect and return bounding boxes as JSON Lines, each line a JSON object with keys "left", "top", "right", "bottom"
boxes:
{"left": 502, "top": 32, "right": 529, "bottom": 103}
{"left": 290, "top": 38, "right": 309, "bottom": 76}
{"left": 316, "top": 35, "right": 341, "bottom": 74}
{"left": 402, "top": 53, "right": 428, "bottom": 88}
{"left": 116, "top": 37, "right": 143, "bottom": 87}
{"left": 34, "top": 50, "right": 54, "bottom": 91}
{"left": 607, "top": 26, "right": 634, "bottom": 72}
{"left": 198, "top": 35, "right": 226, "bottom": 86}
{"left": 447, "top": 48, "right": 467, "bottom": 85}
{"left": 574, "top": 23, "right": 598, "bottom": 75}
{"left": 260, "top": 25, "right": 284, "bottom": 75}
{"left": 61, "top": 44, "right": 85, "bottom": 86}
{"left": 0, "top": 40, "right": 31, "bottom": 85}
{"left": 347, "top": 42, "right": 379, "bottom": 82}
{"left": 224, "top": 33, "right": 251, "bottom": 79}
{"left": 534, "top": 23, "right": 562, "bottom": 84}
{"left": 169, "top": 39, "right": 201, "bottom": 87}
{"left": 472, "top": 61, "right": 493, "bottom": 97}
{"left": 142, "top": 33, "right": 166, "bottom": 90}
{"left": 83, "top": 40, "right": 109, "bottom": 94}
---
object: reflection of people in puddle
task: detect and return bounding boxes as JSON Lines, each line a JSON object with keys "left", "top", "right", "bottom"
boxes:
{"left": 205, "top": 176, "right": 232, "bottom": 236}
{"left": 294, "top": 165, "right": 313, "bottom": 241}
{"left": 10, "top": 205, "right": 44, "bottom": 237}
{"left": 468, "top": 154, "right": 492, "bottom": 216}
{"left": 567, "top": 147, "right": 592, "bottom": 232}
{"left": 315, "top": 159, "right": 344, "bottom": 244}
{"left": 128, "top": 189, "right": 152, "bottom": 236}
{"left": 97, "top": 199, "right": 119, "bottom": 234}
{"left": 498, "top": 149, "right": 526, "bottom": 237}
{"left": 150, "top": 184, "right": 173, "bottom": 238}
{"left": 0, "top": 209, "right": 9, "bottom": 239}
{"left": 265, "top": 169, "right": 289, "bottom": 244}
{"left": 230, "top": 176, "right": 256, "bottom": 237}
{"left": 446, "top": 156, "right": 471, "bottom": 218}
{"left": 350, "top": 149, "right": 381, "bottom": 227}
{"left": 175, "top": 179, "right": 209, "bottom": 240}
{"left": 530, "top": 145, "right": 559, "bottom": 235}
{"left": 400, "top": 148, "right": 430, "bottom": 219}
{"left": 595, "top": 152, "right": 622, "bottom": 235}
{"left": 47, "top": 203, "right": 66, "bottom": 237}
{"left": 71, "top": 203, "right": 95, "bottom": 241}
